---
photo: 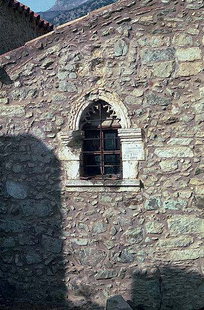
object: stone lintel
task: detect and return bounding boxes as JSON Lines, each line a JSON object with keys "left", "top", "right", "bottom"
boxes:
{"left": 118, "top": 128, "right": 142, "bottom": 141}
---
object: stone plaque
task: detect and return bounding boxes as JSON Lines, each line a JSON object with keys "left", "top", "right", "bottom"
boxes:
{"left": 123, "top": 143, "right": 144, "bottom": 160}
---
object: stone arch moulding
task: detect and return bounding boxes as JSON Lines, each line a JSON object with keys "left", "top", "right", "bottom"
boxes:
{"left": 58, "top": 89, "right": 145, "bottom": 192}
{"left": 69, "top": 89, "right": 131, "bottom": 131}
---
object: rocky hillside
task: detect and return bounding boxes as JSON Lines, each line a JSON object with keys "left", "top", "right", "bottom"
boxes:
{"left": 40, "top": 0, "right": 117, "bottom": 26}
{"left": 48, "top": 0, "right": 89, "bottom": 11}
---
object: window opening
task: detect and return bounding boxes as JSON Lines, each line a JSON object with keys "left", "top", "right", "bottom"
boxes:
{"left": 80, "top": 101, "right": 122, "bottom": 179}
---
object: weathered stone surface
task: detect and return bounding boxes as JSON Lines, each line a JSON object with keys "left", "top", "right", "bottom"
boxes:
{"left": 140, "top": 48, "right": 175, "bottom": 63}
{"left": 26, "top": 253, "right": 42, "bottom": 264}
{"left": 0, "top": 106, "right": 25, "bottom": 117}
{"left": 0, "top": 97, "right": 9, "bottom": 104}
{"left": 132, "top": 88, "right": 144, "bottom": 97}
{"left": 6, "top": 180, "right": 28, "bottom": 199}
{"left": 158, "top": 236, "right": 194, "bottom": 248}
{"left": 21, "top": 200, "right": 53, "bottom": 217}
{"left": 145, "top": 197, "right": 161, "bottom": 210}
{"left": 190, "top": 178, "right": 204, "bottom": 186}
{"left": 77, "top": 248, "right": 106, "bottom": 266}
{"left": 145, "top": 92, "right": 171, "bottom": 106}
{"left": 59, "top": 80, "right": 77, "bottom": 92}
{"left": 168, "top": 216, "right": 204, "bottom": 235}
{"left": 146, "top": 221, "right": 163, "bottom": 234}
{"left": 114, "top": 39, "right": 129, "bottom": 56}
{"left": 106, "top": 295, "right": 133, "bottom": 310}
{"left": 2, "top": 237, "right": 15, "bottom": 248}
{"left": 163, "top": 199, "right": 187, "bottom": 210}
{"left": 93, "top": 221, "right": 107, "bottom": 234}
{"left": 152, "top": 61, "right": 174, "bottom": 77}
{"left": 195, "top": 186, "right": 204, "bottom": 195}
{"left": 159, "top": 160, "right": 178, "bottom": 172}
{"left": 95, "top": 269, "right": 118, "bottom": 280}
{"left": 41, "top": 58, "right": 54, "bottom": 69}
{"left": 117, "top": 249, "right": 134, "bottom": 263}
{"left": 137, "top": 35, "right": 170, "bottom": 47}
{"left": 172, "top": 33, "right": 193, "bottom": 46}
{"left": 125, "top": 227, "right": 143, "bottom": 244}
{"left": 176, "top": 61, "right": 203, "bottom": 77}
{"left": 42, "top": 235, "right": 63, "bottom": 254}
{"left": 176, "top": 47, "right": 202, "bottom": 61}
{"left": 169, "top": 248, "right": 204, "bottom": 261}
{"left": 155, "top": 147, "right": 194, "bottom": 158}
{"left": 71, "top": 238, "right": 88, "bottom": 246}
{"left": 167, "top": 138, "right": 192, "bottom": 145}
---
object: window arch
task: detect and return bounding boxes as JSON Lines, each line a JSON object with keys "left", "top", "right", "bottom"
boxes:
{"left": 80, "top": 100, "right": 122, "bottom": 179}
{"left": 58, "top": 91, "right": 144, "bottom": 190}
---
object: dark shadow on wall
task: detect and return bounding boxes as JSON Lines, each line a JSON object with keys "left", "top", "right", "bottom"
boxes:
{"left": 0, "top": 135, "right": 102, "bottom": 310}
{"left": 0, "top": 134, "right": 103, "bottom": 310}
{"left": 0, "top": 68, "right": 13, "bottom": 85}
{"left": 131, "top": 266, "right": 204, "bottom": 310}
{"left": 0, "top": 134, "right": 66, "bottom": 307}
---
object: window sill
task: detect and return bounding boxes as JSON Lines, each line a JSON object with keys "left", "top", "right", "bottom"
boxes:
{"left": 65, "top": 179, "right": 141, "bottom": 192}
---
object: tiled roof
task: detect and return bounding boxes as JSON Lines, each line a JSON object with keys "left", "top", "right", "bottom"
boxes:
{"left": 2, "top": 0, "right": 54, "bottom": 31}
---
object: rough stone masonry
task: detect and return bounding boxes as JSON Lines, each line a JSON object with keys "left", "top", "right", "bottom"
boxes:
{"left": 0, "top": 0, "right": 204, "bottom": 309}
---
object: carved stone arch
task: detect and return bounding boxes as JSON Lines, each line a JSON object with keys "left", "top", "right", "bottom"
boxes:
{"left": 69, "top": 89, "right": 131, "bottom": 131}
{"left": 58, "top": 88, "right": 144, "bottom": 188}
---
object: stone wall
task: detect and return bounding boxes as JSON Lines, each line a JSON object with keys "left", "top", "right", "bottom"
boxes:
{"left": 0, "top": 0, "right": 52, "bottom": 56}
{"left": 0, "top": 0, "right": 204, "bottom": 309}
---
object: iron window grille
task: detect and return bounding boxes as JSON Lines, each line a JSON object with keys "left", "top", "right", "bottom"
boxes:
{"left": 80, "top": 101, "right": 122, "bottom": 179}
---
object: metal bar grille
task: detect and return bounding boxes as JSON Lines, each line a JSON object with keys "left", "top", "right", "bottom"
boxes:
{"left": 81, "top": 101, "right": 122, "bottom": 179}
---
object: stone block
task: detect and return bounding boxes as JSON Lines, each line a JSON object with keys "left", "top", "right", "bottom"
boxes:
{"left": 172, "top": 33, "right": 193, "bottom": 46}
{"left": 145, "top": 221, "right": 163, "bottom": 234}
{"left": 159, "top": 160, "right": 178, "bottom": 172}
{"left": 77, "top": 248, "right": 106, "bottom": 266}
{"left": 152, "top": 61, "right": 174, "bottom": 77}
{"left": 137, "top": 35, "right": 170, "bottom": 47}
{"left": 155, "top": 147, "right": 194, "bottom": 158}
{"left": 0, "top": 106, "right": 25, "bottom": 117}
{"left": 145, "top": 92, "right": 171, "bottom": 106}
{"left": 71, "top": 238, "right": 88, "bottom": 246}
{"left": 163, "top": 199, "right": 187, "bottom": 210}
{"left": 190, "top": 178, "right": 204, "bottom": 186}
{"left": 144, "top": 197, "right": 161, "bottom": 210}
{"left": 106, "top": 295, "right": 133, "bottom": 310}
{"left": 125, "top": 227, "right": 143, "bottom": 244}
{"left": 114, "top": 39, "right": 129, "bottom": 56}
{"left": 0, "top": 98, "right": 9, "bottom": 104}
{"left": 176, "top": 47, "right": 202, "bottom": 61}
{"left": 42, "top": 235, "right": 63, "bottom": 254}
{"left": 169, "top": 248, "right": 204, "bottom": 261}
{"left": 140, "top": 47, "right": 175, "bottom": 63}
{"left": 168, "top": 216, "right": 204, "bottom": 235}
{"left": 176, "top": 61, "right": 203, "bottom": 77}
{"left": 6, "top": 180, "right": 28, "bottom": 199}
{"left": 117, "top": 249, "right": 134, "bottom": 263}
{"left": 2, "top": 237, "right": 15, "bottom": 248}
{"left": 21, "top": 200, "right": 53, "bottom": 217}
{"left": 93, "top": 221, "right": 107, "bottom": 234}
{"left": 26, "top": 253, "right": 42, "bottom": 264}
{"left": 167, "top": 138, "right": 192, "bottom": 145}
{"left": 132, "top": 88, "right": 144, "bottom": 97}
{"left": 59, "top": 81, "right": 77, "bottom": 92}
{"left": 158, "top": 236, "right": 194, "bottom": 248}
{"left": 95, "top": 269, "right": 118, "bottom": 280}
{"left": 195, "top": 186, "right": 204, "bottom": 195}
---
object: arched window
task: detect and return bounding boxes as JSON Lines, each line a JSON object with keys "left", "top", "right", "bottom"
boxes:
{"left": 80, "top": 100, "right": 122, "bottom": 179}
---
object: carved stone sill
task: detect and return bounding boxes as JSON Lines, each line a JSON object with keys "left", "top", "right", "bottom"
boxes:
{"left": 65, "top": 179, "right": 141, "bottom": 192}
